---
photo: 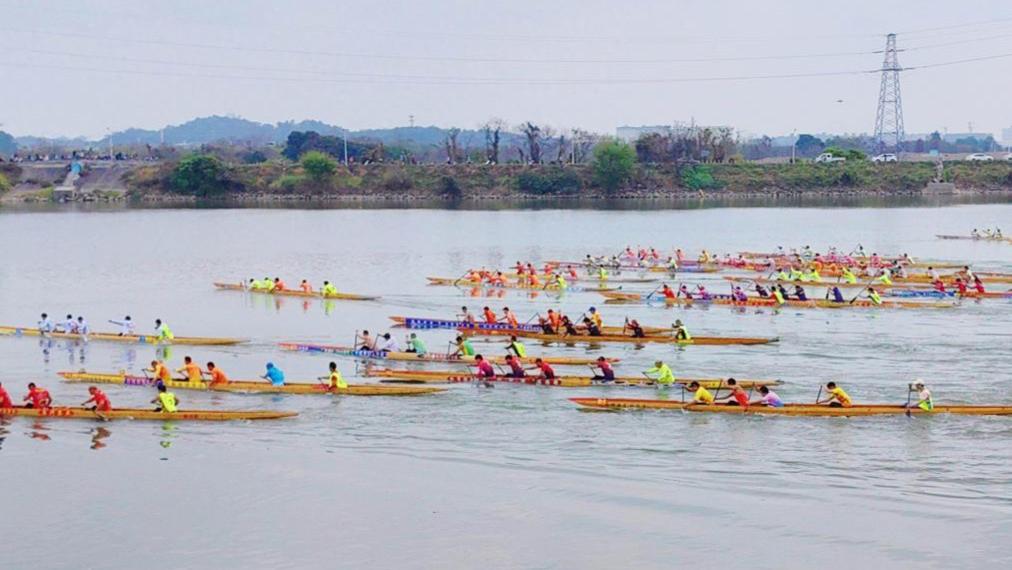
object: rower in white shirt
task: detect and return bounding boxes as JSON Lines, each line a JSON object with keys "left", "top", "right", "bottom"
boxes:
{"left": 38, "top": 313, "right": 54, "bottom": 333}
{"left": 377, "top": 333, "right": 401, "bottom": 352}
{"left": 109, "top": 315, "right": 134, "bottom": 336}
{"left": 75, "top": 316, "right": 90, "bottom": 335}
{"left": 62, "top": 314, "right": 78, "bottom": 333}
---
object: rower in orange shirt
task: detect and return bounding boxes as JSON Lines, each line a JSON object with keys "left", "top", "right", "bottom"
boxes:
{"left": 528, "top": 272, "right": 541, "bottom": 288}
{"left": 501, "top": 306, "right": 519, "bottom": 328}
{"left": 148, "top": 360, "right": 171, "bottom": 383}
{"left": 300, "top": 279, "right": 313, "bottom": 293}
{"left": 273, "top": 278, "right": 287, "bottom": 291}
{"left": 482, "top": 306, "right": 497, "bottom": 324}
{"left": 546, "top": 309, "right": 563, "bottom": 331}
{"left": 82, "top": 386, "right": 112, "bottom": 412}
{"left": 176, "top": 356, "right": 203, "bottom": 383}
{"left": 205, "top": 362, "right": 229, "bottom": 384}
{"left": 23, "top": 383, "right": 52, "bottom": 409}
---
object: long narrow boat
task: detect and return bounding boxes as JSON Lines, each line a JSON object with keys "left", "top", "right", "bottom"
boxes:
{"left": 470, "top": 270, "right": 661, "bottom": 284}
{"left": 546, "top": 260, "right": 722, "bottom": 273}
{"left": 0, "top": 406, "right": 296, "bottom": 421}
{"left": 570, "top": 397, "right": 1012, "bottom": 416}
{"left": 0, "top": 326, "right": 245, "bottom": 346}
{"left": 277, "top": 342, "right": 620, "bottom": 365}
{"left": 720, "top": 276, "right": 1010, "bottom": 298}
{"left": 213, "top": 282, "right": 379, "bottom": 301}
{"left": 426, "top": 277, "right": 612, "bottom": 292}
{"left": 59, "top": 371, "right": 444, "bottom": 396}
{"left": 936, "top": 234, "right": 1011, "bottom": 243}
{"left": 387, "top": 316, "right": 670, "bottom": 336}
{"left": 365, "top": 368, "right": 779, "bottom": 389}
{"left": 887, "top": 289, "right": 1010, "bottom": 299}
{"left": 459, "top": 328, "right": 778, "bottom": 346}
{"left": 599, "top": 291, "right": 955, "bottom": 310}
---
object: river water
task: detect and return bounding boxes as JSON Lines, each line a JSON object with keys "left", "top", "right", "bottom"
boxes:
{"left": 1, "top": 199, "right": 1011, "bottom": 569}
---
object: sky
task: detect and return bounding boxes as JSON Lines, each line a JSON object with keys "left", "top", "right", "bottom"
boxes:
{"left": 1, "top": 0, "right": 1011, "bottom": 140}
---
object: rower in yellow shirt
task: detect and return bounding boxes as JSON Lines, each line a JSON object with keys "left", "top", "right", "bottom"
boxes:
{"left": 816, "top": 381, "right": 852, "bottom": 407}
{"left": 588, "top": 307, "right": 603, "bottom": 329}
{"left": 644, "top": 361, "right": 675, "bottom": 386}
{"left": 840, "top": 266, "right": 857, "bottom": 284}
{"left": 322, "top": 281, "right": 338, "bottom": 296}
{"left": 325, "top": 361, "right": 348, "bottom": 390}
{"left": 176, "top": 356, "right": 203, "bottom": 383}
{"left": 686, "top": 381, "right": 714, "bottom": 404}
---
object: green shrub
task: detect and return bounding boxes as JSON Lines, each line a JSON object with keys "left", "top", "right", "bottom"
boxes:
{"left": 592, "top": 139, "right": 636, "bottom": 192}
{"left": 515, "top": 167, "right": 582, "bottom": 194}
{"left": 300, "top": 151, "right": 337, "bottom": 183}
{"left": 680, "top": 165, "right": 720, "bottom": 190}
{"left": 169, "top": 154, "right": 231, "bottom": 197}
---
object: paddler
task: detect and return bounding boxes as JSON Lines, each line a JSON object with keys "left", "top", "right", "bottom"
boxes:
{"left": 732, "top": 286, "right": 748, "bottom": 303}
{"left": 357, "top": 330, "right": 376, "bottom": 351}
{"left": 248, "top": 278, "right": 262, "bottom": 290}
{"left": 754, "top": 283, "right": 770, "bottom": 298}
{"left": 147, "top": 360, "right": 171, "bottom": 384}
{"left": 591, "top": 356, "right": 615, "bottom": 382}
{"left": 972, "top": 275, "right": 986, "bottom": 294}
{"left": 0, "top": 382, "right": 12, "bottom": 408}
{"left": 110, "top": 315, "right": 134, "bottom": 336}
{"left": 405, "top": 333, "right": 428, "bottom": 356}
{"left": 661, "top": 283, "right": 676, "bottom": 300}
{"left": 526, "top": 358, "right": 556, "bottom": 380}
{"left": 829, "top": 286, "right": 845, "bottom": 303}
{"left": 151, "top": 384, "right": 178, "bottom": 413}
{"left": 644, "top": 360, "right": 675, "bottom": 386}
{"left": 588, "top": 306, "right": 603, "bottom": 328}
{"left": 546, "top": 309, "right": 562, "bottom": 332}
{"left": 774, "top": 268, "right": 791, "bottom": 281}
{"left": 261, "top": 362, "right": 286, "bottom": 386}
{"left": 803, "top": 267, "right": 821, "bottom": 282}
{"left": 866, "top": 287, "right": 883, "bottom": 305}
{"left": 453, "top": 335, "right": 476, "bottom": 358}
{"left": 474, "top": 355, "right": 496, "bottom": 379}
{"left": 560, "top": 315, "right": 579, "bottom": 336}
{"left": 625, "top": 319, "right": 646, "bottom": 338}
{"left": 793, "top": 284, "right": 808, "bottom": 302}
{"left": 322, "top": 281, "right": 338, "bottom": 296}
{"left": 62, "top": 314, "right": 77, "bottom": 333}
{"left": 876, "top": 268, "right": 893, "bottom": 286}
{"left": 504, "top": 355, "right": 526, "bottom": 378}
{"left": 581, "top": 317, "right": 602, "bottom": 336}
{"left": 672, "top": 319, "right": 691, "bottom": 341}
{"left": 38, "top": 313, "right": 54, "bottom": 333}
{"left": 695, "top": 285, "right": 712, "bottom": 301}
{"left": 500, "top": 307, "right": 519, "bottom": 328}
{"left": 482, "top": 306, "right": 497, "bottom": 324}
{"left": 685, "top": 381, "right": 715, "bottom": 405}
{"left": 750, "top": 385, "right": 784, "bottom": 408}
{"left": 75, "top": 316, "right": 90, "bottom": 336}
{"left": 377, "top": 333, "right": 401, "bottom": 352}
{"left": 506, "top": 335, "right": 527, "bottom": 358}
{"left": 772, "top": 285, "right": 786, "bottom": 305}
{"left": 597, "top": 266, "right": 610, "bottom": 281}
{"left": 816, "top": 381, "right": 852, "bottom": 407}
{"left": 678, "top": 284, "right": 694, "bottom": 300}
{"left": 273, "top": 277, "right": 287, "bottom": 291}
{"left": 552, "top": 273, "right": 568, "bottom": 290}
{"left": 459, "top": 306, "right": 476, "bottom": 326}
{"left": 300, "top": 279, "right": 313, "bottom": 293}
{"left": 954, "top": 278, "right": 968, "bottom": 296}
{"left": 714, "top": 378, "right": 749, "bottom": 407}
{"left": 205, "top": 362, "right": 229, "bottom": 384}
{"left": 176, "top": 356, "right": 203, "bottom": 383}
{"left": 23, "top": 382, "right": 52, "bottom": 409}
{"left": 82, "top": 386, "right": 112, "bottom": 412}
{"left": 154, "top": 319, "right": 174, "bottom": 342}
{"left": 907, "top": 379, "right": 933, "bottom": 412}
{"left": 326, "top": 362, "right": 348, "bottom": 389}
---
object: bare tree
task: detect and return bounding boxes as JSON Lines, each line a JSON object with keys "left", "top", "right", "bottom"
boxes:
{"left": 570, "top": 129, "right": 597, "bottom": 164}
{"left": 519, "top": 122, "right": 542, "bottom": 164}
{"left": 481, "top": 118, "right": 505, "bottom": 164}
{"left": 443, "top": 128, "right": 462, "bottom": 164}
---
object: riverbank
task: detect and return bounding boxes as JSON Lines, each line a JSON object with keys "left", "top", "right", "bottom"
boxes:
{"left": 3, "top": 159, "right": 1011, "bottom": 203}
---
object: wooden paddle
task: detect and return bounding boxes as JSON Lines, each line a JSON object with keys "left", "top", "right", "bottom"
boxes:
{"left": 814, "top": 386, "right": 823, "bottom": 404}
{"left": 848, "top": 278, "right": 876, "bottom": 304}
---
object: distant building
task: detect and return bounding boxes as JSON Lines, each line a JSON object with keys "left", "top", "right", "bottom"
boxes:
{"left": 905, "top": 132, "right": 994, "bottom": 143}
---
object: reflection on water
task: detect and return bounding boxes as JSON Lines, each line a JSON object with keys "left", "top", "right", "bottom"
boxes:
{"left": 27, "top": 420, "right": 51, "bottom": 441}
{"left": 90, "top": 426, "right": 111, "bottom": 450}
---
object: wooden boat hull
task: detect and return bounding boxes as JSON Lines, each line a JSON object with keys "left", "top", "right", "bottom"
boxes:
{"left": 277, "top": 342, "right": 620, "bottom": 365}
{"left": 0, "top": 405, "right": 296, "bottom": 421}
{"left": 387, "top": 316, "right": 668, "bottom": 336}
{"left": 459, "top": 329, "right": 777, "bottom": 345}
{"left": 365, "top": 369, "right": 779, "bottom": 389}
{"left": 59, "top": 371, "right": 444, "bottom": 396}
{"left": 936, "top": 234, "right": 1011, "bottom": 243}
{"left": 570, "top": 398, "right": 1012, "bottom": 416}
{"left": 0, "top": 326, "right": 245, "bottom": 346}
{"left": 213, "top": 282, "right": 379, "bottom": 301}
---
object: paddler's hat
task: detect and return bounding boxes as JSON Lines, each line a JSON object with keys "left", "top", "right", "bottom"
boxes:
{"left": 912, "top": 379, "right": 925, "bottom": 388}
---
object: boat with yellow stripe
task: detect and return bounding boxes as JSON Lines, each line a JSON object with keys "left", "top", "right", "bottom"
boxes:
{"left": 387, "top": 315, "right": 670, "bottom": 336}
{"left": 0, "top": 406, "right": 297, "bottom": 421}
{"left": 599, "top": 291, "right": 956, "bottom": 310}
{"left": 570, "top": 397, "right": 1012, "bottom": 416}
{"left": 720, "top": 276, "right": 1011, "bottom": 298}
{"left": 59, "top": 371, "right": 444, "bottom": 396}
{"left": 365, "top": 368, "right": 778, "bottom": 389}
{"left": 459, "top": 328, "right": 777, "bottom": 346}
{"left": 426, "top": 277, "right": 612, "bottom": 292}
{"left": 278, "top": 342, "right": 620, "bottom": 365}
{"left": 213, "top": 282, "right": 378, "bottom": 301}
{"left": 0, "top": 325, "right": 245, "bottom": 346}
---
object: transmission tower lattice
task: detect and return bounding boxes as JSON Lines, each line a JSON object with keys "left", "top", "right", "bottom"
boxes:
{"left": 874, "top": 33, "right": 905, "bottom": 152}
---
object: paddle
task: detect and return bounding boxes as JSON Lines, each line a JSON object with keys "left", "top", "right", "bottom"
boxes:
{"left": 644, "top": 285, "right": 662, "bottom": 301}
{"left": 848, "top": 278, "right": 876, "bottom": 305}
{"left": 904, "top": 386, "right": 913, "bottom": 418}
{"left": 814, "top": 386, "right": 823, "bottom": 405}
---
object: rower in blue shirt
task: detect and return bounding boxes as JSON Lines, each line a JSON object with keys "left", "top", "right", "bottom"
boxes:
{"left": 261, "top": 362, "right": 286, "bottom": 386}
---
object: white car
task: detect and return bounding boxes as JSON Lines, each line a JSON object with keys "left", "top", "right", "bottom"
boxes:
{"left": 814, "top": 153, "right": 846, "bottom": 163}
{"left": 1005, "top": 154, "right": 1012, "bottom": 161}
{"left": 965, "top": 153, "right": 994, "bottom": 162}
{"left": 871, "top": 153, "right": 898, "bottom": 163}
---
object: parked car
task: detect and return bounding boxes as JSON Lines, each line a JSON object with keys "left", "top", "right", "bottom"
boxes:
{"left": 965, "top": 153, "right": 994, "bottom": 162}
{"left": 871, "top": 153, "right": 898, "bottom": 163}
{"left": 1005, "top": 154, "right": 1012, "bottom": 161}
{"left": 814, "top": 153, "right": 846, "bottom": 163}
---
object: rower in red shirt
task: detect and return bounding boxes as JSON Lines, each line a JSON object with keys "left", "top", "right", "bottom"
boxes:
{"left": 932, "top": 279, "right": 946, "bottom": 293}
{"left": 0, "top": 382, "right": 12, "bottom": 407}
{"left": 661, "top": 284, "right": 676, "bottom": 299}
{"left": 504, "top": 355, "right": 526, "bottom": 378}
{"left": 527, "top": 358, "right": 556, "bottom": 380}
{"left": 482, "top": 306, "right": 497, "bottom": 324}
{"left": 715, "top": 378, "right": 749, "bottom": 408}
{"left": 973, "top": 276, "right": 986, "bottom": 294}
{"left": 955, "top": 278, "right": 968, "bottom": 296}
{"left": 567, "top": 265, "right": 579, "bottom": 279}
{"left": 300, "top": 279, "right": 313, "bottom": 293}
{"left": 474, "top": 355, "right": 495, "bottom": 379}
{"left": 273, "top": 278, "right": 287, "bottom": 292}
{"left": 82, "top": 386, "right": 112, "bottom": 412}
{"left": 23, "top": 382, "right": 52, "bottom": 409}
{"left": 514, "top": 261, "right": 525, "bottom": 275}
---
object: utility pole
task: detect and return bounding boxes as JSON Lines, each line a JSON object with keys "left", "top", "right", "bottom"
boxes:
{"left": 873, "top": 33, "right": 905, "bottom": 153}
{"left": 342, "top": 131, "right": 348, "bottom": 166}
{"left": 791, "top": 129, "right": 797, "bottom": 164}
{"left": 409, "top": 114, "right": 415, "bottom": 128}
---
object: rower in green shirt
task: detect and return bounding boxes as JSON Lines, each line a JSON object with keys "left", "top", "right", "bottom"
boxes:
{"left": 644, "top": 360, "right": 675, "bottom": 385}
{"left": 506, "top": 335, "right": 527, "bottom": 358}
{"left": 406, "top": 333, "right": 427, "bottom": 356}
{"left": 453, "top": 335, "right": 475, "bottom": 357}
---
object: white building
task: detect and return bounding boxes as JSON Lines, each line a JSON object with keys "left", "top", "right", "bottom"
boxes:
{"left": 615, "top": 125, "right": 672, "bottom": 142}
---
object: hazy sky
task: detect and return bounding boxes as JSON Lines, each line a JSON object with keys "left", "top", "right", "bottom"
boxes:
{"left": 2, "top": 0, "right": 1011, "bottom": 139}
